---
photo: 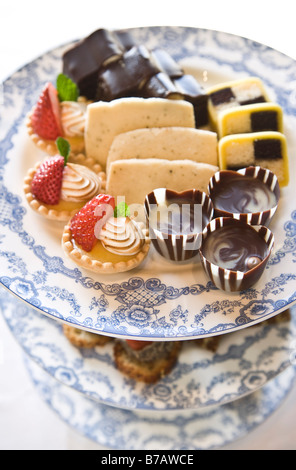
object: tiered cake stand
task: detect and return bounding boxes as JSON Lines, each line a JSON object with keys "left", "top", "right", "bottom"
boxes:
{"left": 1, "top": 26, "right": 296, "bottom": 449}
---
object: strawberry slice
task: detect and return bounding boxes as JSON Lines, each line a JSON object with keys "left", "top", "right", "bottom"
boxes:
{"left": 31, "top": 155, "right": 65, "bottom": 205}
{"left": 70, "top": 194, "right": 115, "bottom": 252}
{"left": 126, "top": 340, "right": 153, "bottom": 351}
{"left": 31, "top": 82, "right": 63, "bottom": 140}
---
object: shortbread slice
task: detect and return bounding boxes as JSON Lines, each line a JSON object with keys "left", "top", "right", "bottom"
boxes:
{"left": 106, "top": 126, "right": 218, "bottom": 173}
{"left": 106, "top": 158, "right": 218, "bottom": 205}
{"left": 85, "top": 97, "right": 196, "bottom": 167}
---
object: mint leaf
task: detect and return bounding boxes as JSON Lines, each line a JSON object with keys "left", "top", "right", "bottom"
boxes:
{"left": 114, "top": 202, "right": 130, "bottom": 218}
{"left": 56, "top": 73, "right": 79, "bottom": 102}
{"left": 56, "top": 137, "right": 71, "bottom": 165}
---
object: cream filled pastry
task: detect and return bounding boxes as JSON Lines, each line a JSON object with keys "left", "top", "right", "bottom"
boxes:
{"left": 60, "top": 100, "right": 87, "bottom": 138}
{"left": 26, "top": 75, "right": 90, "bottom": 155}
{"left": 62, "top": 195, "right": 150, "bottom": 273}
{"left": 98, "top": 216, "right": 145, "bottom": 256}
{"left": 24, "top": 138, "right": 104, "bottom": 221}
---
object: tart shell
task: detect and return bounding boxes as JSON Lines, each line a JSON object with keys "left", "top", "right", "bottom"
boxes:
{"left": 23, "top": 153, "right": 106, "bottom": 221}
{"left": 62, "top": 222, "right": 151, "bottom": 274}
{"left": 26, "top": 96, "right": 90, "bottom": 155}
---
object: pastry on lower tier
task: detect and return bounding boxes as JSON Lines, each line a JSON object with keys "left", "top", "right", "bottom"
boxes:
{"left": 113, "top": 339, "right": 182, "bottom": 384}
{"left": 84, "top": 97, "right": 196, "bottom": 167}
{"left": 62, "top": 194, "right": 150, "bottom": 274}
{"left": 24, "top": 139, "right": 104, "bottom": 221}
{"left": 207, "top": 77, "right": 270, "bottom": 131}
{"left": 218, "top": 131, "right": 289, "bottom": 187}
{"left": 63, "top": 324, "right": 113, "bottom": 348}
{"left": 106, "top": 158, "right": 218, "bottom": 206}
{"left": 216, "top": 102, "right": 283, "bottom": 138}
{"left": 106, "top": 127, "right": 218, "bottom": 173}
{"left": 26, "top": 76, "right": 91, "bottom": 155}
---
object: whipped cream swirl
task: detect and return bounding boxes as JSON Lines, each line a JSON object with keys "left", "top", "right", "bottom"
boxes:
{"left": 60, "top": 163, "right": 101, "bottom": 202}
{"left": 98, "top": 217, "right": 144, "bottom": 256}
{"left": 60, "top": 101, "right": 87, "bottom": 137}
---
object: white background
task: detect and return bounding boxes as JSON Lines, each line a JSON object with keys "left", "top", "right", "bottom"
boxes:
{"left": 0, "top": 0, "right": 296, "bottom": 450}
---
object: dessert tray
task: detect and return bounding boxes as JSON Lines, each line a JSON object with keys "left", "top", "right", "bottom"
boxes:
{"left": 25, "top": 355, "right": 296, "bottom": 449}
{"left": 1, "top": 26, "right": 296, "bottom": 339}
{"left": 1, "top": 287, "right": 295, "bottom": 411}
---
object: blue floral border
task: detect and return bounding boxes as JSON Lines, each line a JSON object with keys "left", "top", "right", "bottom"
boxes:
{"left": 1, "top": 27, "right": 296, "bottom": 337}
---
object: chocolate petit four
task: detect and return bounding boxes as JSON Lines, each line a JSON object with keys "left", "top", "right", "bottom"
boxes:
{"left": 199, "top": 217, "right": 274, "bottom": 292}
{"left": 218, "top": 131, "right": 289, "bottom": 187}
{"left": 62, "top": 28, "right": 126, "bottom": 100}
{"left": 62, "top": 27, "right": 210, "bottom": 128}
{"left": 208, "top": 166, "right": 280, "bottom": 226}
{"left": 96, "top": 45, "right": 161, "bottom": 101}
{"left": 145, "top": 188, "right": 214, "bottom": 261}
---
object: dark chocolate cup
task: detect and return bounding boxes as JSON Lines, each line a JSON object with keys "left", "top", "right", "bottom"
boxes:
{"left": 144, "top": 188, "right": 214, "bottom": 262}
{"left": 199, "top": 217, "right": 274, "bottom": 292}
{"left": 208, "top": 166, "right": 280, "bottom": 226}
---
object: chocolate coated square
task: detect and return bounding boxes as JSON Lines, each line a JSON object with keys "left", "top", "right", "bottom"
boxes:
{"left": 96, "top": 45, "right": 161, "bottom": 101}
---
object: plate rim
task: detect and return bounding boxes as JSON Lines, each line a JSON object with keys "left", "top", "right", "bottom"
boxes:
{"left": 1, "top": 25, "right": 296, "bottom": 340}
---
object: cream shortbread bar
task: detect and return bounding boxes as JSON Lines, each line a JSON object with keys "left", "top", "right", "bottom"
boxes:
{"left": 106, "top": 158, "right": 218, "bottom": 205}
{"left": 216, "top": 102, "right": 283, "bottom": 138}
{"left": 106, "top": 127, "right": 218, "bottom": 173}
{"left": 85, "top": 97, "right": 196, "bottom": 168}
{"left": 219, "top": 131, "right": 289, "bottom": 187}
{"left": 207, "top": 77, "right": 270, "bottom": 130}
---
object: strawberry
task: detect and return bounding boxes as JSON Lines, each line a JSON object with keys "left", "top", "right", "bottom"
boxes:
{"left": 31, "top": 82, "right": 63, "bottom": 140}
{"left": 70, "top": 194, "right": 115, "bottom": 252}
{"left": 31, "top": 155, "right": 65, "bottom": 205}
{"left": 125, "top": 340, "right": 153, "bottom": 351}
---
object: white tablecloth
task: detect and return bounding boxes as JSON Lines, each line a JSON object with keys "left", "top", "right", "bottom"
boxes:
{"left": 1, "top": 0, "right": 295, "bottom": 450}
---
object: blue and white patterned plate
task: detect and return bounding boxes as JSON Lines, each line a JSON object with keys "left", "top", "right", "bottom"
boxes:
{"left": 25, "top": 355, "right": 296, "bottom": 450}
{"left": 1, "top": 26, "right": 296, "bottom": 339}
{"left": 1, "top": 288, "right": 295, "bottom": 411}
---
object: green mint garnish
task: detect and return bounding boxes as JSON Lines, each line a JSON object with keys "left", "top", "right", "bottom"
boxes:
{"left": 114, "top": 202, "right": 130, "bottom": 218}
{"left": 56, "top": 137, "right": 71, "bottom": 165}
{"left": 56, "top": 73, "right": 79, "bottom": 102}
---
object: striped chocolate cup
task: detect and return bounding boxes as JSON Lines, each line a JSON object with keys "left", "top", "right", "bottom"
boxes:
{"left": 144, "top": 188, "right": 214, "bottom": 262}
{"left": 208, "top": 166, "right": 280, "bottom": 226}
{"left": 199, "top": 217, "right": 274, "bottom": 292}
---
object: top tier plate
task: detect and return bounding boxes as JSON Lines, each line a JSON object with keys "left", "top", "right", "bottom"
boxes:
{"left": 1, "top": 26, "right": 296, "bottom": 340}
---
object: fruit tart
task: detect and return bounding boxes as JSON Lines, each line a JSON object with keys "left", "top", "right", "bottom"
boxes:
{"left": 26, "top": 74, "right": 91, "bottom": 155}
{"left": 62, "top": 194, "right": 150, "bottom": 273}
{"left": 24, "top": 138, "right": 105, "bottom": 221}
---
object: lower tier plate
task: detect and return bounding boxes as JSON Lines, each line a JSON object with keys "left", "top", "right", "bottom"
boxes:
{"left": 25, "top": 356, "right": 296, "bottom": 450}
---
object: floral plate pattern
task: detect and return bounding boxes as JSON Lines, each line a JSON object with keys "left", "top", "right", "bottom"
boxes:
{"left": 25, "top": 355, "right": 296, "bottom": 450}
{"left": 1, "top": 26, "right": 296, "bottom": 339}
{"left": 1, "top": 288, "right": 295, "bottom": 411}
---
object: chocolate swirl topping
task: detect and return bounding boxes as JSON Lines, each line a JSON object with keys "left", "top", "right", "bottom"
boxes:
{"left": 202, "top": 225, "right": 269, "bottom": 272}
{"left": 211, "top": 176, "right": 277, "bottom": 214}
